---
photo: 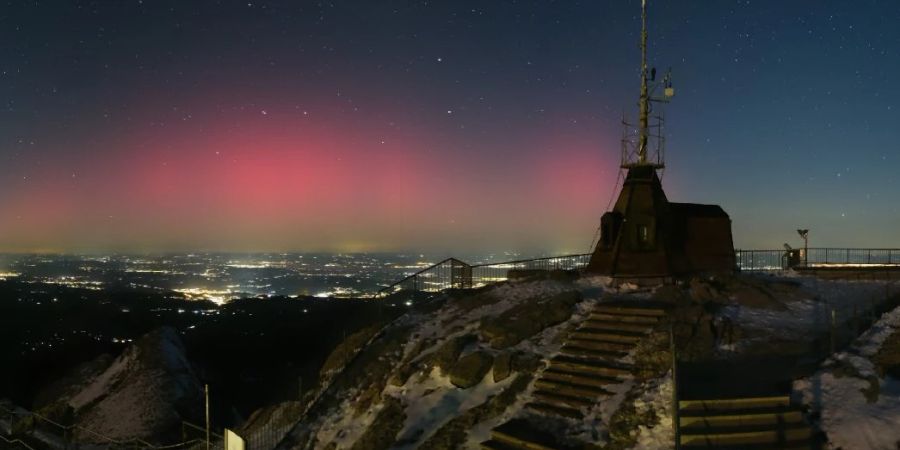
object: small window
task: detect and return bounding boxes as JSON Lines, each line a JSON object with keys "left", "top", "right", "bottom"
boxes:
{"left": 637, "top": 224, "right": 649, "bottom": 243}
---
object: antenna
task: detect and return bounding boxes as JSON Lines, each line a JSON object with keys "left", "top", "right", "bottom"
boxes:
{"left": 638, "top": 0, "right": 650, "bottom": 164}
{"left": 620, "top": 0, "right": 673, "bottom": 170}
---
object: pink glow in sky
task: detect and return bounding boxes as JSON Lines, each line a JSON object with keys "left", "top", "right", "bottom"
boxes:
{"left": 0, "top": 95, "right": 616, "bottom": 253}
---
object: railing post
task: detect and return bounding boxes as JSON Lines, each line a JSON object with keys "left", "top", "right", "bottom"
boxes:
{"left": 671, "top": 324, "right": 680, "bottom": 450}
{"left": 830, "top": 308, "right": 836, "bottom": 354}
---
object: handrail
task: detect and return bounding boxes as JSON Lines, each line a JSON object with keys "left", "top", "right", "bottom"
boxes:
{"left": 470, "top": 253, "right": 592, "bottom": 268}
{"left": 375, "top": 253, "right": 593, "bottom": 298}
{"left": 375, "top": 257, "right": 468, "bottom": 297}
{"left": 736, "top": 247, "right": 900, "bottom": 271}
{"left": 0, "top": 403, "right": 206, "bottom": 449}
{"left": 0, "top": 433, "right": 36, "bottom": 450}
{"left": 378, "top": 248, "right": 900, "bottom": 297}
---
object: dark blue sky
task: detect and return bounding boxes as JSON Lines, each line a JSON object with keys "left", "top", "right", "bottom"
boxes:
{"left": 0, "top": 1, "right": 898, "bottom": 252}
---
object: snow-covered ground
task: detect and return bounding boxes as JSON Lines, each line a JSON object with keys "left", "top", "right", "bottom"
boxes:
{"left": 794, "top": 304, "right": 900, "bottom": 450}
{"left": 390, "top": 368, "right": 514, "bottom": 449}
{"left": 630, "top": 375, "right": 675, "bottom": 450}
{"left": 301, "top": 277, "right": 592, "bottom": 448}
{"left": 721, "top": 275, "right": 891, "bottom": 345}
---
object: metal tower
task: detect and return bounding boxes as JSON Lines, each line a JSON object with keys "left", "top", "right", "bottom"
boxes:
{"left": 620, "top": 0, "right": 674, "bottom": 170}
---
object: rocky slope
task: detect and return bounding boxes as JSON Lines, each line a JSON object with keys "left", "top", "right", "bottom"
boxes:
{"left": 254, "top": 270, "right": 898, "bottom": 450}
{"left": 269, "top": 272, "right": 681, "bottom": 449}
{"left": 34, "top": 326, "right": 204, "bottom": 444}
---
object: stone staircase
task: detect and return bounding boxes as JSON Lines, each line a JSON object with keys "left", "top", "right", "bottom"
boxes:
{"left": 678, "top": 396, "right": 820, "bottom": 449}
{"left": 481, "top": 302, "right": 667, "bottom": 450}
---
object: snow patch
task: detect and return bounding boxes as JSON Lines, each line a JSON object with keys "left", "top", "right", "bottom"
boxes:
{"left": 630, "top": 375, "right": 674, "bottom": 450}
{"left": 795, "top": 305, "right": 900, "bottom": 450}
{"left": 388, "top": 367, "right": 514, "bottom": 448}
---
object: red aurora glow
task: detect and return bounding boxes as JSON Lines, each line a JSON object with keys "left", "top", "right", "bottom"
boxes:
{"left": 0, "top": 96, "right": 617, "bottom": 253}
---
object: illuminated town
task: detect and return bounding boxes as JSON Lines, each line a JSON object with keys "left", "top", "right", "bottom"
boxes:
{"left": 0, "top": 252, "right": 528, "bottom": 302}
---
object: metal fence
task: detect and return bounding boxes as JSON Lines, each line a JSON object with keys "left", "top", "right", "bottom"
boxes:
{"left": 0, "top": 402, "right": 207, "bottom": 450}
{"left": 376, "top": 258, "right": 473, "bottom": 297}
{"left": 379, "top": 249, "right": 900, "bottom": 295}
{"left": 470, "top": 254, "right": 592, "bottom": 287}
{"left": 376, "top": 254, "right": 591, "bottom": 297}
{"left": 736, "top": 248, "right": 900, "bottom": 271}
{"left": 734, "top": 249, "right": 788, "bottom": 271}
{"left": 185, "top": 421, "right": 293, "bottom": 450}
{"left": 805, "top": 248, "right": 900, "bottom": 266}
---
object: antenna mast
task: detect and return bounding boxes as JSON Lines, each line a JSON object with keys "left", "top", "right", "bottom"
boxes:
{"left": 638, "top": 0, "right": 650, "bottom": 164}
{"left": 619, "top": 0, "right": 673, "bottom": 170}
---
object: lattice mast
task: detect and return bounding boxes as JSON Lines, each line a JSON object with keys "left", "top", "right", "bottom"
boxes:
{"left": 638, "top": 0, "right": 650, "bottom": 164}
{"left": 622, "top": 0, "right": 673, "bottom": 169}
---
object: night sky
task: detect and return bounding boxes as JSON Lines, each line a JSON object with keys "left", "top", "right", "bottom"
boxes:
{"left": 1, "top": 1, "right": 898, "bottom": 254}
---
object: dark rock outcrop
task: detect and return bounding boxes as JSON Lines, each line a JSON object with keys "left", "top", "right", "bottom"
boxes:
{"left": 492, "top": 352, "right": 512, "bottom": 382}
{"left": 450, "top": 351, "right": 493, "bottom": 389}
{"left": 479, "top": 291, "right": 581, "bottom": 349}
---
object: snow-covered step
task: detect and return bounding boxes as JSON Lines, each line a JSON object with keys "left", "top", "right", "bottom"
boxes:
{"left": 677, "top": 395, "right": 817, "bottom": 449}
{"left": 679, "top": 425, "right": 812, "bottom": 448}
{"left": 680, "top": 410, "right": 805, "bottom": 430}
{"left": 559, "top": 344, "right": 626, "bottom": 361}
{"left": 579, "top": 320, "right": 653, "bottom": 334}
{"left": 592, "top": 305, "right": 667, "bottom": 317}
{"left": 532, "top": 390, "right": 595, "bottom": 409}
{"left": 488, "top": 419, "right": 563, "bottom": 450}
{"left": 569, "top": 330, "right": 641, "bottom": 344}
{"left": 553, "top": 353, "right": 633, "bottom": 370}
{"left": 549, "top": 356, "right": 632, "bottom": 378}
{"left": 534, "top": 379, "right": 611, "bottom": 399}
{"left": 540, "top": 368, "right": 620, "bottom": 388}
{"left": 564, "top": 338, "right": 633, "bottom": 353}
{"left": 589, "top": 312, "right": 659, "bottom": 324}
{"left": 525, "top": 401, "right": 583, "bottom": 419}
{"left": 679, "top": 396, "right": 790, "bottom": 414}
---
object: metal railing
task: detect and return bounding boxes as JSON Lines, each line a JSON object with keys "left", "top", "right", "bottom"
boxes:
{"left": 0, "top": 402, "right": 208, "bottom": 450}
{"left": 379, "top": 248, "right": 900, "bottom": 296}
{"left": 470, "top": 254, "right": 592, "bottom": 287}
{"left": 805, "top": 248, "right": 900, "bottom": 266}
{"left": 734, "top": 249, "right": 789, "bottom": 271}
{"left": 376, "top": 257, "right": 473, "bottom": 297}
{"left": 182, "top": 419, "right": 293, "bottom": 450}
{"left": 736, "top": 248, "right": 900, "bottom": 271}
{"left": 376, "top": 254, "right": 591, "bottom": 297}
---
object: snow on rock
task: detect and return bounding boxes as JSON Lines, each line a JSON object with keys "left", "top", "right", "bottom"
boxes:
{"left": 389, "top": 367, "right": 514, "bottom": 448}
{"left": 794, "top": 305, "right": 900, "bottom": 450}
{"left": 63, "top": 327, "right": 203, "bottom": 443}
{"left": 629, "top": 375, "right": 674, "bottom": 450}
{"left": 281, "top": 277, "right": 604, "bottom": 449}
{"left": 720, "top": 275, "right": 888, "bottom": 344}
